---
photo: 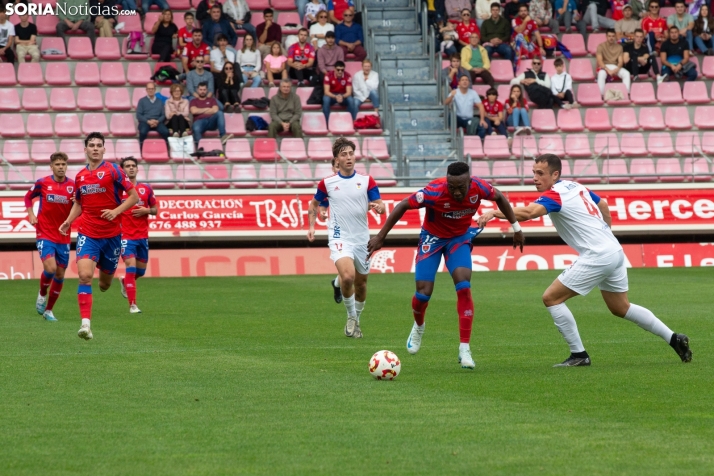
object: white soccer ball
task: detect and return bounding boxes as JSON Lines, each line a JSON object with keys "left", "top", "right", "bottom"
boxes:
{"left": 369, "top": 350, "right": 401, "bottom": 380}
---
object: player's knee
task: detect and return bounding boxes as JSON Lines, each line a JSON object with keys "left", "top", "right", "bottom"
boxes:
{"left": 44, "top": 262, "right": 57, "bottom": 275}
{"left": 609, "top": 303, "right": 629, "bottom": 318}
{"left": 341, "top": 275, "right": 355, "bottom": 288}
{"left": 55, "top": 267, "right": 66, "bottom": 280}
{"left": 77, "top": 272, "right": 93, "bottom": 284}
{"left": 542, "top": 293, "right": 557, "bottom": 307}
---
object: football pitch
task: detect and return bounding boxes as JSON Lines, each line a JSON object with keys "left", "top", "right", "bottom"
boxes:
{"left": 1, "top": 268, "right": 712, "bottom": 475}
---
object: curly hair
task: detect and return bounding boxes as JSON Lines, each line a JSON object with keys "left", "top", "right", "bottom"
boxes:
{"left": 332, "top": 137, "right": 356, "bottom": 159}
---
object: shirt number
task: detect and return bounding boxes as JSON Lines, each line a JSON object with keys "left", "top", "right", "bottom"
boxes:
{"left": 580, "top": 190, "right": 600, "bottom": 217}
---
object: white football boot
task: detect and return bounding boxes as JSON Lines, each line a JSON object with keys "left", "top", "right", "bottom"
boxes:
{"left": 458, "top": 347, "right": 475, "bottom": 369}
{"left": 43, "top": 310, "right": 57, "bottom": 322}
{"left": 406, "top": 323, "right": 424, "bottom": 355}
{"left": 129, "top": 304, "right": 142, "bottom": 314}
{"left": 36, "top": 292, "right": 47, "bottom": 315}
{"left": 78, "top": 323, "right": 93, "bottom": 340}
{"left": 119, "top": 277, "right": 128, "bottom": 299}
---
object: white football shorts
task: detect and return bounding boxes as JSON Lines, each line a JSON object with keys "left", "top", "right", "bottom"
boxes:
{"left": 558, "top": 250, "right": 629, "bottom": 296}
{"left": 329, "top": 240, "right": 370, "bottom": 275}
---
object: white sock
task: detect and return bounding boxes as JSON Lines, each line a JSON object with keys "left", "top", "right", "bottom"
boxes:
{"left": 81, "top": 318, "right": 91, "bottom": 327}
{"left": 459, "top": 343, "right": 470, "bottom": 352}
{"left": 343, "top": 294, "right": 356, "bottom": 317}
{"left": 355, "top": 301, "right": 365, "bottom": 323}
{"left": 334, "top": 275, "right": 340, "bottom": 287}
{"left": 547, "top": 303, "right": 585, "bottom": 353}
{"left": 623, "top": 304, "right": 674, "bottom": 343}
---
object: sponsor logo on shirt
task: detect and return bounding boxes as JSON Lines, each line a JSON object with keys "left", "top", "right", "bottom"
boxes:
{"left": 442, "top": 209, "right": 477, "bottom": 219}
{"left": 46, "top": 194, "right": 70, "bottom": 204}
{"left": 80, "top": 184, "right": 107, "bottom": 195}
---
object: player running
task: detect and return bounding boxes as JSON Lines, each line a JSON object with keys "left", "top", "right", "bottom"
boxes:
{"left": 307, "top": 137, "right": 385, "bottom": 338}
{"left": 319, "top": 157, "right": 343, "bottom": 304}
{"left": 367, "top": 161, "right": 524, "bottom": 369}
{"left": 118, "top": 157, "right": 157, "bottom": 314}
{"left": 59, "top": 132, "right": 139, "bottom": 340}
{"left": 24, "top": 152, "right": 75, "bottom": 322}
{"left": 478, "top": 154, "right": 692, "bottom": 366}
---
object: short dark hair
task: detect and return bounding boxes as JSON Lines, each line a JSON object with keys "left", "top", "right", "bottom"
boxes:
{"left": 490, "top": 2, "right": 500, "bottom": 9}
{"left": 184, "top": 11, "right": 194, "bottom": 19}
{"left": 519, "top": 4, "right": 528, "bottom": 11}
{"left": 120, "top": 156, "right": 139, "bottom": 168}
{"left": 192, "top": 29, "right": 202, "bottom": 36}
{"left": 298, "top": 27, "right": 308, "bottom": 34}
{"left": 535, "top": 154, "right": 562, "bottom": 175}
{"left": 325, "top": 31, "right": 335, "bottom": 38}
{"left": 334, "top": 60, "right": 345, "bottom": 68}
{"left": 197, "top": 81, "right": 208, "bottom": 89}
{"left": 447, "top": 161, "right": 470, "bottom": 176}
{"left": 648, "top": 0, "right": 658, "bottom": 7}
{"left": 449, "top": 53, "right": 460, "bottom": 61}
{"left": 50, "top": 152, "right": 68, "bottom": 163}
{"left": 263, "top": 8, "right": 273, "bottom": 15}
{"left": 486, "top": 87, "right": 498, "bottom": 97}
{"left": 216, "top": 33, "right": 228, "bottom": 43}
{"left": 674, "top": 0, "right": 686, "bottom": 5}
{"left": 85, "top": 131, "right": 105, "bottom": 147}
{"left": 606, "top": 28, "right": 616, "bottom": 35}
{"left": 669, "top": 25, "right": 679, "bottom": 31}
{"left": 634, "top": 28, "right": 644, "bottom": 35}
{"left": 210, "top": 4, "right": 222, "bottom": 11}
{"left": 553, "top": 57, "right": 564, "bottom": 67}
{"left": 332, "top": 137, "right": 356, "bottom": 158}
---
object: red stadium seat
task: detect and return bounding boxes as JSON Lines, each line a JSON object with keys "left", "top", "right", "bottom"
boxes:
{"left": 491, "top": 161, "right": 520, "bottom": 185}
{"left": 103, "top": 140, "right": 117, "bottom": 161}
{"left": 101, "top": 63, "right": 127, "bottom": 86}
{"left": 683, "top": 157, "right": 712, "bottom": 181}
{"left": 0, "top": 114, "right": 26, "bottom": 137}
{"left": 127, "top": 63, "right": 152, "bottom": 86}
{"left": 74, "top": 63, "right": 101, "bottom": 86}
{"left": 196, "top": 139, "right": 226, "bottom": 163}
{"left": 3, "top": 140, "right": 31, "bottom": 164}
{"left": 489, "top": 60, "right": 514, "bottom": 82}
{"left": 278, "top": 12, "right": 301, "bottom": 34}
{"left": 471, "top": 160, "right": 490, "bottom": 179}
{"left": 542, "top": 58, "right": 558, "bottom": 77}
{"left": 538, "top": 135, "right": 565, "bottom": 156}
{"left": 560, "top": 34, "right": 587, "bottom": 56}
{"left": 22, "top": 89, "right": 49, "bottom": 111}
{"left": 31, "top": 140, "right": 57, "bottom": 164}
{"left": 240, "top": 88, "right": 267, "bottom": 110}
{"left": 370, "top": 162, "right": 398, "bottom": 187}
{"left": 296, "top": 87, "right": 321, "bottom": 110}
{"left": 647, "top": 132, "right": 674, "bottom": 156}
{"left": 35, "top": 14, "right": 59, "bottom": 35}
{"left": 82, "top": 113, "right": 109, "bottom": 136}
{"left": 602, "top": 159, "right": 630, "bottom": 183}
{"left": 347, "top": 136, "right": 363, "bottom": 159}
{"left": 168, "top": 0, "right": 191, "bottom": 8}
{"left": 329, "top": 112, "right": 356, "bottom": 135}
{"left": 345, "top": 62, "right": 362, "bottom": 79}
{"left": 463, "top": 135, "right": 484, "bottom": 159}
{"left": 55, "top": 113, "right": 82, "bottom": 137}
{"left": 40, "top": 37, "right": 67, "bottom": 60}
{"left": 131, "top": 87, "right": 145, "bottom": 109}
{"left": 225, "top": 139, "right": 252, "bottom": 162}
{"left": 259, "top": 163, "right": 287, "bottom": 188}
{"left": 511, "top": 134, "right": 538, "bottom": 159}
{"left": 50, "top": 88, "right": 77, "bottom": 111}
{"left": 147, "top": 165, "right": 176, "bottom": 189}
{"left": 253, "top": 138, "right": 279, "bottom": 161}
{"left": 313, "top": 163, "right": 334, "bottom": 179}
{"left": 115, "top": 139, "right": 142, "bottom": 159}
{"left": 483, "top": 135, "right": 511, "bottom": 159}
{"left": 664, "top": 106, "right": 691, "bottom": 130}
{"left": 231, "top": 163, "right": 259, "bottom": 188}
{"left": 569, "top": 58, "right": 594, "bottom": 81}
{"left": 630, "top": 82, "right": 657, "bottom": 105}
{"left": 576, "top": 83, "right": 604, "bottom": 107}
{"left": 110, "top": 114, "right": 138, "bottom": 136}
{"left": 593, "top": 133, "right": 621, "bottom": 157}
{"left": 565, "top": 134, "right": 591, "bottom": 158}
{"left": 246, "top": 112, "right": 271, "bottom": 136}
{"left": 202, "top": 164, "right": 231, "bottom": 189}
{"left": 224, "top": 113, "right": 247, "bottom": 136}
{"left": 59, "top": 139, "right": 88, "bottom": 164}
{"left": 18, "top": 63, "right": 45, "bottom": 86}
{"left": 496, "top": 84, "right": 511, "bottom": 104}
{"left": 27, "top": 114, "right": 53, "bottom": 137}
{"left": 612, "top": 107, "right": 638, "bottom": 131}
{"left": 355, "top": 113, "right": 382, "bottom": 134}
{"left": 247, "top": 0, "right": 270, "bottom": 9}
{"left": 271, "top": 0, "right": 297, "bottom": 9}
{"left": 141, "top": 139, "right": 170, "bottom": 163}
{"left": 557, "top": 109, "right": 584, "bottom": 132}
{"left": 6, "top": 165, "right": 36, "bottom": 190}
{"left": 96, "top": 37, "right": 122, "bottom": 60}
{"left": 363, "top": 137, "right": 390, "bottom": 160}
{"left": 572, "top": 159, "right": 602, "bottom": 184}
{"left": 675, "top": 132, "right": 701, "bottom": 156}
{"left": 307, "top": 137, "right": 335, "bottom": 161}
{"left": 702, "top": 56, "right": 714, "bottom": 78}
{"left": 0, "top": 89, "right": 21, "bottom": 111}
{"left": 280, "top": 138, "right": 309, "bottom": 162}
{"left": 68, "top": 37, "right": 94, "bottom": 60}
{"left": 586, "top": 33, "right": 606, "bottom": 55}
{"left": 584, "top": 108, "right": 611, "bottom": 131}
{"left": 638, "top": 107, "right": 665, "bottom": 130}
{"left": 630, "top": 158, "right": 656, "bottom": 183}
{"left": 682, "top": 81, "right": 709, "bottom": 104}
{"left": 77, "top": 88, "right": 104, "bottom": 111}
{"left": 117, "top": 13, "right": 143, "bottom": 34}
{"left": 354, "top": 163, "right": 368, "bottom": 175}
{"left": 531, "top": 109, "right": 557, "bottom": 132}
{"left": 143, "top": 12, "right": 161, "bottom": 34}
{"left": 603, "top": 83, "right": 630, "bottom": 106}
{"left": 0, "top": 63, "right": 17, "bottom": 86}
{"left": 122, "top": 36, "right": 149, "bottom": 60}
{"left": 285, "top": 163, "right": 314, "bottom": 187}
{"left": 105, "top": 88, "right": 132, "bottom": 111}
{"left": 657, "top": 82, "right": 684, "bottom": 104}
{"left": 656, "top": 158, "right": 685, "bottom": 182}
{"left": 303, "top": 113, "right": 329, "bottom": 135}
{"left": 694, "top": 106, "right": 714, "bottom": 129}
{"left": 45, "top": 63, "right": 71, "bottom": 86}
{"left": 174, "top": 165, "right": 203, "bottom": 189}
{"left": 620, "top": 133, "right": 647, "bottom": 156}
{"left": 515, "top": 59, "right": 532, "bottom": 76}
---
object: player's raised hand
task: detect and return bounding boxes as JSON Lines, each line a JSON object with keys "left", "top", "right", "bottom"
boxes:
{"left": 369, "top": 202, "right": 384, "bottom": 214}
{"left": 101, "top": 209, "right": 120, "bottom": 221}
{"left": 367, "top": 235, "right": 383, "bottom": 258}
{"left": 132, "top": 207, "right": 151, "bottom": 217}
{"left": 59, "top": 221, "right": 70, "bottom": 236}
{"left": 477, "top": 211, "right": 495, "bottom": 229}
{"left": 513, "top": 230, "right": 525, "bottom": 253}
{"left": 307, "top": 228, "right": 316, "bottom": 242}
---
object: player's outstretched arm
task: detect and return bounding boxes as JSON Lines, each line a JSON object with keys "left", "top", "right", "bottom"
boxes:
{"left": 367, "top": 198, "right": 412, "bottom": 257}
{"left": 597, "top": 200, "right": 612, "bottom": 227}
{"left": 480, "top": 202, "right": 548, "bottom": 226}
{"left": 491, "top": 188, "right": 526, "bottom": 252}
{"left": 59, "top": 202, "right": 83, "bottom": 236}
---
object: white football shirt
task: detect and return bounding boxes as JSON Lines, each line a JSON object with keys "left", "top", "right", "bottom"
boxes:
{"left": 314, "top": 171, "right": 381, "bottom": 245}
{"left": 535, "top": 180, "right": 622, "bottom": 260}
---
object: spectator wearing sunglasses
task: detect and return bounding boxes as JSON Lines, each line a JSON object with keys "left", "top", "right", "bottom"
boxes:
{"left": 455, "top": 9, "right": 480, "bottom": 53}
{"left": 310, "top": 10, "right": 334, "bottom": 48}
{"left": 323, "top": 61, "right": 358, "bottom": 121}
{"left": 217, "top": 62, "right": 242, "bottom": 113}
{"left": 335, "top": 11, "right": 366, "bottom": 61}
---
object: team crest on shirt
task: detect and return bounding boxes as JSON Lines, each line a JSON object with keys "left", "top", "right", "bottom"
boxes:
{"left": 421, "top": 244, "right": 431, "bottom": 253}
{"left": 97, "top": 172, "right": 105, "bottom": 179}
{"left": 415, "top": 191, "right": 424, "bottom": 203}
{"left": 444, "top": 203, "right": 450, "bottom": 208}
{"left": 139, "top": 187, "right": 146, "bottom": 194}
{"left": 340, "top": 80, "right": 346, "bottom": 85}
{"left": 66, "top": 186, "right": 73, "bottom": 194}
{"left": 356, "top": 182, "right": 362, "bottom": 189}
{"left": 470, "top": 196, "right": 479, "bottom": 203}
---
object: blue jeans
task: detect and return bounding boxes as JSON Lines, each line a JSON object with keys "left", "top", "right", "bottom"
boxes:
{"left": 323, "top": 95, "right": 358, "bottom": 121}
{"left": 138, "top": 121, "right": 169, "bottom": 147}
{"left": 296, "top": 0, "right": 310, "bottom": 23}
{"left": 355, "top": 90, "right": 380, "bottom": 111}
{"left": 484, "top": 43, "right": 514, "bottom": 61}
{"left": 662, "top": 63, "right": 698, "bottom": 81}
{"left": 484, "top": 118, "right": 507, "bottom": 137}
{"left": 142, "top": 0, "right": 168, "bottom": 12}
{"left": 506, "top": 108, "right": 530, "bottom": 128}
{"left": 192, "top": 112, "right": 226, "bottom": 144}
{"left": 242, "top": 66, "right": 262, "bottom": 87}
{"left": 684, "top": 30, "right": 695, "bottom": 52}
{"left": 695, "top": 35, "right": 713, "bottom": 53}
{"left": 120, "top": 0, "right": 137, "bottom": 10}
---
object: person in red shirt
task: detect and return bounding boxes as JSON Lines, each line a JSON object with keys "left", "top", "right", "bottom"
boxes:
{"left": 177, "top": 12, "right": 197, "bottom": 52}
{"left": 287, "top": 28, "right": 317, "bottom": 85}
{"left": 611, "top": 0, "right": 626, "bottom": 21}
{"left": 182, "top": 30, "right": 211, "bottom": 71}
{"left": 118, "top": 157, "right": 157, "bottom": 315}
{"left": 368, "top": 161, "right": 523, "bottom": 369}
{"left": 482, "top": 88, "right": 507, "bottom": 137}
{"left": 323, "top": 60, "right": 358, "bottom": 120}
{"left": 59, "top": 132, "right": 139, "bottom": 341}
{"left": 512, "top": 4, "right": 545, "bottom": 59}
{"left": 24, "top": 152, "right": 75, "bottom": 322}
{"left": 642, "top": 1, "right": 669, "bottom": 51}
{"left": 455, "top": 9, "right": 480, "bottom": 52}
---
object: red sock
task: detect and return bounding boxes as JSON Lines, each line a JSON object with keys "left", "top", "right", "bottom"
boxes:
{"left": 125, "top": 271, "right": 137, "bottom": 306}
{"left": 412, "top": 293, "right": 430, "bottom": 326}
{"left": 40, "top": 271, "right": 54, "bottom": 297}
{"left": 46, "top": 278, "right": 64, "bottom": 311}
{"left": 456, "top": 286, "right": 474, "bottom": 344}
{"left": 78, "top": 284, "right": 92, "bottom": 319}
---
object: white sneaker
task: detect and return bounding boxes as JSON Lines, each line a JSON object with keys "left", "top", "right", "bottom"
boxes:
{"left": 36, "top": 292, "right": 47, "bottom": 315}
{"left": 129, "top": 304, "right": 142, "bottom": 314}
{"left": 43, "top": 310, "right": 57, "bottom": 322}
{"left": 78, "top": 324, "right": 93, "bottom": 340}
{"left": 344, "top": 316, "right": 358, "bottom": 337}
{"left": 657, "top": 74, "right": 667, "bottom": 85}
{"left": 406, "top": 323, "right": 424, "bottom": 355}
{"left": 458, "top": 347, "right": 475, "bottom": 369}
{"left": 563, "top": 103, "right": 572, "bottom": 110}
{"left": 514, "top": 127, "right": 523, "bottom": 136}
{"left": 120, "top": 277, "right": 127, "bottom": 299}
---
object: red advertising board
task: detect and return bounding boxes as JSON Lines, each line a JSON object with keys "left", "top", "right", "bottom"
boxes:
{"left": 2, "top": 185, "right": 713, "bottom": 241}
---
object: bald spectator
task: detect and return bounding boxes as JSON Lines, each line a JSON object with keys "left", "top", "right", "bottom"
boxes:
{"left": 335, "top": 10, "right": 366, "bottom": 61}
{"left": 317, "top": 31, "right": 344, "bottom": 75}
{"left": 268, "top": 80, "right": 304, "bottom": 138}
{"left": 461, "top": 33, "right": 495, "bottom": 88}
{"left": 56, "top": 0, "right": 96, "bottom": 49}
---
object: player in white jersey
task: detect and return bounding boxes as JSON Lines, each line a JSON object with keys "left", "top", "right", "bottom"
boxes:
{"left": 321, "top": 158, "right": 343, "bottom": 304}
{"left": 479, "top": 154, "right": 692, "bottom": 367}
{"left": 307, "top": 137, "right": 385, "bottom": 338}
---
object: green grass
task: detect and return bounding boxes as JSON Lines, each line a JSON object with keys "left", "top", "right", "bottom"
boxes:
{"left": 0, "top": 268, "right": 712, "bottom": 475}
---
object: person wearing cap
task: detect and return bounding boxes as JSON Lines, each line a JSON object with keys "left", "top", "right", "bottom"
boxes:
{"left": 615, "top": 5, "right": 640, "bottom": 42}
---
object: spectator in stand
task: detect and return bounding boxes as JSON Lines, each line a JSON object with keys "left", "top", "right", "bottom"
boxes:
{"left": 190, "top": 83, "right": 233, "bottom": 145}
{"left": 623, "top": 29, "right": 660, "bottom": 78}
{"left": 461, "top": 33, "right": 496, "bottom": 87}
{"left": 481, "top": 3, "right": 514, "bottom": 61}
{"left": 642, "top": 1, "right": 669, "bottom": 52}
{"left": 13, "top": 13, "right": 38, "bottom": 63}
{"left": 210, "top": 34, "right": 240, "bottom": 85}
{"left": 504, "top": 0, "right": 521, "bottom": 22}
{"left": 203, "top": 5, "right": 238, "bottom": 47}
{"left": 268, "top": 79, "right": 304, "bottom": 138}
{"left": 455, "top": 9, "right": 480, "bottom": 53}
{"left": 327, "top": 0, "right": 355, "bottom": 24}
{"left": 142, "top": 0, "right": 170, "bottom": 18}
{"left": 0, "top": 10, "right": 14, "bottom": 63}
{"left": 615, "top": 5, "right": 640, "bottom": 42}
{"left": 693, "top": 4, "right": 714, "bottom": 55}
{"left": 195, "top": 0, "right": 222, "bottom": 23}
{"left": 186, "top": 57, "right": 215, "bottom": 98}
{"left": 217, "top": 62, "right": 242, "bottom": 113}
{"left": 317, "top": 31, "right": 344, "bottom": 75}
{"left": 323, "top": 60, "right": 357, "bottom": 121}
{"left": 504, "top": 84, "right": 531, "bottom": 134}
{"left": 554, "top": 0, "right": 582, "bottom": 34}
{"left": 512, "top": 4, "right": 545, "bottom": 59}
{"left": 509, "top": 58, "right": 552, "bottom": 109}
{"left": 257, "top": 8, "right": 283, "bottom": 58}
{"left": 667, "top": 0, "right": 695, "bottom": 53}
{"left": 610, "top": 0, "right": 626, "bottom": 23}
{"left": 427, "top": 0, "right": 447, "bottom": 28}
{"left": 165, "top": 84, "right": 191, "bottom": 138}
{"left": 659, "top": 25, "right": 697, "bottom": 83}
{"left": 287, "top": 28, "right": 317, "bottom": 86}
{"left": 577, "top": 0, "right": 615, "bottom": 33}
{"left": 550, "top": 57, "right": 578, "bottom": 109}
{"left": 475, "top": 0, "right": 492, "bottom": 28}
{"left": 264, "top": 42, "right": 289, "bottom": 86}
{"left": 237, "top": 35, "right": 263, "bottom": 88}
{"left": 596, "top": 29, "right": 631, "bottom": 97}
{"left": 151, "top": 10, "right": 178, "bottom": 62}
{"left": 56, "top": 0, "right": 96, "bottom": 49}
{"left": 182, "top": 30, "right": 210, "bottom": 72}
{"left": 90, "top": 0, "right": 116, "bottom": 38}
{"left": 444, "top": 75, "right": 487, "bottom": 138}
{"left": 223, "top": 0, "right": 257, "bottom": 43}
{"left": 137, "top": 82, "right": 170, "bottom": 148}
{"left": 482, "top": 88, "right": 507, "bottom": 137}
{"left": 445, "top": 0, "right": 472, "bottom": 22}
{"left": 335, "top": 10, "right": 366, "bottom": 61}
{"left": 630, "top": 0, "right": 650, "bottom": 20}
{"left": 305, "top": 0, "right": 327, "bottom": 26}
{"left": 353, "top": 58, "right": 380, "bottom": 113}
{"left": 529, "top": 0, "right": 559, "bottom": 34}
{"left": 177, "top": 12, "right": 197, "bottom": 51}
{"left": 442, "top": 53, "right": 471, "bottom": 90}
{"left": 310, "top": 10, "right": 334, "bottom": 49}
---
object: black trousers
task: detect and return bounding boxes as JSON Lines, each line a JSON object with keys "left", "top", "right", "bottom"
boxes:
{"left": 289, "top": 67, "right": 316, "bottom": 82}
{"left": 167, "top": 115, "right": 190, "bottom": 133}
{"left": 152, "top": 42, "right": 174, "bottom": 62}
{"left": 626, "top": 55, "right": 659, "bottom": 77}
{"left": 552, "top": 90, "right": 574, "bottom": 107}
{"left": 1, "top": 47, "right": 16, "bottom": 63}
{"left": 218, "top": 88, "right": 240, "bottom": 105}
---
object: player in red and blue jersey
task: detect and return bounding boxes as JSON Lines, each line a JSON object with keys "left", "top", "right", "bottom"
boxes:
{"left": 59, "top": 132, "right": 139, "bottom": 341}
{"left": 368, "top": 161, "right": 524, "bottom": 369}
{"left": 24, "top": 152, "right": 75, "bottom": 322}
{"left": 118, "top": 157, "right": 158, "bottom": 314}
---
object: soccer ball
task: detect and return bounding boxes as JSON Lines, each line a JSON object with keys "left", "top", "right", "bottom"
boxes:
{"left": 369, "top": 350, "right": 401, "bottom": 380}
